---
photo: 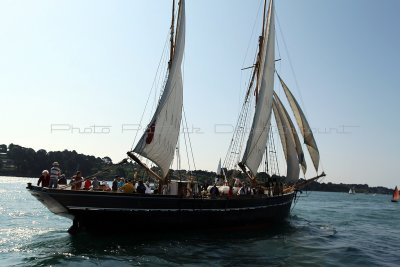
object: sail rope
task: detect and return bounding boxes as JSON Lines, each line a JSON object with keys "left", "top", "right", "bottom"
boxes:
{"left": 238, "top": 0, "right": 264, "bottom": 110}
{"left": 224, "top": 49, "right": 260, "bottom": 171}
{"left": 242, "top": 0, "right": 264, "bottom": 69}
{"left": 224, "top": 0, "right": 267, "bottom": 173}
{"left": 223, "top": 96, "right": 251, "bottom": 170}
{"left": 183, "top": 106, "right": 196, "bottom": 171}
{"left": 180, "top": 50, "right": 197, "bottom": 175}
{"left": 275, "top": 11, "right": 307, "bottom": 114}
{"left": 267, "top": 125, "right": 280, "bottom": 175}
{"left": 275, "top": 11, "right": 325, "bottom": 177}
{"left": 130, "top": 31, "right": 171, "bottom": 151}
{"left": 181, "top": 115, "right": 191, "bottom": 172}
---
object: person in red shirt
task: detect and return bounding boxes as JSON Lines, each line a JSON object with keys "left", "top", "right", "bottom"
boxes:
{"left": 84, "top": 179, "right": 91, "bottom": 190}
{"left": 228, "top": 186, "right": 233, "bottom": 198}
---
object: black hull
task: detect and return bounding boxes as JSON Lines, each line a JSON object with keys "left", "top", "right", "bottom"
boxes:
{"left": 27, "top": 184, "right": 295, "bottom": 233}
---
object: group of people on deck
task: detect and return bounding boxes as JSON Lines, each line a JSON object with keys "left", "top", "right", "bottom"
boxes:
{"left": 111, "top": 175, "right": 152, "bottom": 194}
{"left": 36, "top": 162, "right": 284, "bottom": 196}
{"left": 206, "top": 176, "right": 285, "bottom": 198}
{"left": 37, "top": 162, "right": 66, "bottom": 188}
{"left": 37, "top": 162, "right": 87, "bottom": 190}
{"left": 37, "top": 163, "right": 153, "bottom": 193}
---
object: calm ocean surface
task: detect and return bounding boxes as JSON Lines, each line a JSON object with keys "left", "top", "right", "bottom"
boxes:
{"left": 0, "top": 177, "right": 399, "bottom": 267}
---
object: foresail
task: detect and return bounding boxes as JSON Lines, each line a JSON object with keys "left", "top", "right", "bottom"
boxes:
{"left": 274, "top": 92, "right": 307, "bottom": 174}
{"left": 272, "top": 98, "right": 286, "bottom": 158}
{"left": 240, "top": 0, "right": 275, "bottom": 175}
{"left": 272, "top": 97, "right": 300, "bottom": 182}
{"left": 278, "top": 75, "right": 320, "bottom": 172}
{"left": 133, "top": 0, "right": 186, "bottom": 178}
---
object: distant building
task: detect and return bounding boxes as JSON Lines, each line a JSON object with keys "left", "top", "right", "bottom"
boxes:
{"left": 0, "top": 152, "right": 16, "bottom": 171}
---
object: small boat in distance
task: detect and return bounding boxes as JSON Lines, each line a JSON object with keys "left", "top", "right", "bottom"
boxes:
{"left": 349, "top": 187, "right": 356, "bottom": 194}
{"left": 391, "top": 186, "right": 399, "bottom": 202}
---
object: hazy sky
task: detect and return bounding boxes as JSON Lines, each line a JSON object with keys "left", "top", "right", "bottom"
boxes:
{"left": 1, "top": 0, "right": 399, "bottom": 187}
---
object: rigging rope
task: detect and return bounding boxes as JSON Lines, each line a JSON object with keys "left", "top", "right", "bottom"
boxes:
{"left": 275, "top": 10, "right": 325, "bottom": 176}
{"left": 183, "top": 106, "right": 196, "bottom": 171}
{"left": 130, "top": 31, "right": 170, "bottom": 151}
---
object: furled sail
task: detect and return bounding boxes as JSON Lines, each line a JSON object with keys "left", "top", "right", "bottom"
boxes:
{"left": 240, "top": 0, "right": 275, "bottom": 175}
{"left": 272, "top": 96, "right": 300, "bottom": 182}
{"left": 273, "top": 92, "right": 307, "bottom": 174}
{"left": 277, "top": 74, "right": 320, "bottom": 172}
{"left": 133, "top": 0, "right": 186, "bottom": 178}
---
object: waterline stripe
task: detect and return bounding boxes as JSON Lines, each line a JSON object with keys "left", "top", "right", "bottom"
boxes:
{"left": 67, "top": 200, "right": 292, "bottom": 212}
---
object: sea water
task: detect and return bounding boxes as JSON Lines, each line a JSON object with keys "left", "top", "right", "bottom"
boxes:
{"left": 0, "top": 177, "right": 399, "bottom": 266}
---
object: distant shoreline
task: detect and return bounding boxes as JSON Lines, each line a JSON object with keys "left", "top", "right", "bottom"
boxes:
{"left": 0, "top": 143, "right": 395, "bottom": 194}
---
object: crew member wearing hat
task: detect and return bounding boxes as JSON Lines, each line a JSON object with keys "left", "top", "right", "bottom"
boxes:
{"left": 49, "top": 162, "right": 61, "bottom": 189}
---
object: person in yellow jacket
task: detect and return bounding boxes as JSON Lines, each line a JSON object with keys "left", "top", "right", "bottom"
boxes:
{"left": 119, "top": 180, "right": 135, "bottom": 193}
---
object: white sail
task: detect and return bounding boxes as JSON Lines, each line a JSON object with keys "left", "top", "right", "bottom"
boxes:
{"left": 277, "top": 75, "right": 320, "bottom": 172}
{"left": 216, "top": 158, "right": 222, "bottom": 176}
{"left": 272, "top": 97, "right": 300, "bottom": 182}
{"left": 272, "top": 98, "right": 286, "bottom": 158}
{"left": 240, "top": 0, "right": 275, "bottom": 175}
{"left": 133, "top": 0, "right": 186, "bottom": 178}
{"left": 273, "top": 92, "right": 307, "bottom": 174}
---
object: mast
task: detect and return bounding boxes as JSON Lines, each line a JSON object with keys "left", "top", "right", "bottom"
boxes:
{"left": 169, "top": 0, "right": 176, "bottom": 69}
{"left": 240, "top": 0, "right": 275, "bottom": 179}
{"left": 255, "top": 0, "right": 268, "bottom": 103}
{"left": 130, "top": 0, "right": 186, "bottom": 183}
{"left": 244, "top": 0, "right": 268, "bottom": 103}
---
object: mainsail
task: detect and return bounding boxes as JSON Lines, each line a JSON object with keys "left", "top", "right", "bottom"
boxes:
{"left": 133, "top": 0, "right": 186, "bottom": 178}
{"left": 240, "top": 0, "right": 275, "bottom": 175}
{"left": 277, "top": 74, "right": 320, "bottom": 171}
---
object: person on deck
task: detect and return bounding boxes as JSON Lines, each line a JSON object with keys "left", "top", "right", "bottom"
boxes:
{"left": 145, "top": 181, "right": 152, "bottom": 194}
{"left": 72, "top": 171, "right": 83, "bottom": 190}
{"left": 49, "top": 162, "right": 61, "bottom": 189}
{"left": 210, "top": 184, "right": 219, "bottom": 198}
{"left": 84, "top": 179, "right": 91, "bottom": 190}
{"left": 37, "top": 170, "right": 50, "bottom": 187}
{"left": 234, "top": 178, "right": 242, "bottom": 188}
{"left": 92, "top": 177, "right": 100, "bottom": 190}
{"left": 99, "top": 180, "right": 110, "bottom": 191}
{"left": 112, "top": 176, "right": 119, "bottom": 192}
{"left": 117, "top": 177, "right": 125, "bottom": 189}
{"left": 58, "top": 174, "right": 67, "bottom": 185}
{"left": 228, "top": 186, "right": 233, "bottom": 198}
{"left": 136, "top": 180, "right": 146, "bottom": 194}
{"left": 119, "top": 180, "right": 135, "bottom": 193}
{"left": 238, "top": 186, "right": 246, "bottom": 195}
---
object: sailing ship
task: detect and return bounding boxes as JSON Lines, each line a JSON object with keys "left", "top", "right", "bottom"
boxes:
{"left": 349, "top": 188, "right": 356, "bottom": 194}
{"left": 27, "top": 0, "right": 325, "bottom": 234}
{"left": 391, "top": 186, "right": 399, "bottom": 202}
